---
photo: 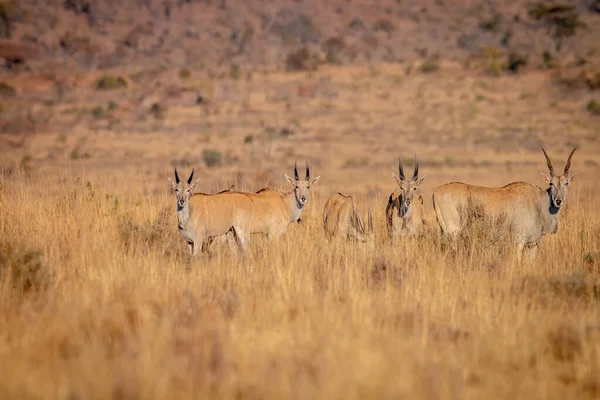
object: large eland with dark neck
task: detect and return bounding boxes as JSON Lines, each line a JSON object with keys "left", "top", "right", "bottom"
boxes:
{"left": 432, "top": 148, "right": 578, "bottom": 259}
{"left": 386, "top": 155, "right": 427, "bottom": 238}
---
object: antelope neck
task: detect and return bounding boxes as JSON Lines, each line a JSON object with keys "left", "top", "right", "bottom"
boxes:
{"left": 177, "top": 201, "right": 191, "bottom": 229}
{"left": 285, "top": 190, "right": 304, "bottom": 222}
{"left": 398, "top": 193, "right": 411, "bottom": 218}
{"left": 540, "top": 187, "right": 560, "bottom": 235}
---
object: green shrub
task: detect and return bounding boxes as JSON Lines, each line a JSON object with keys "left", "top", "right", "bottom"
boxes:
{"left": 542, "top": 51, "right": 557, "bottom": 68}
{"left": 70, "top": 149, "right": 90, "bottom": 160}
{"left": 279, "top": 127, "right": 294, "bottom": 138}
{"left": 372, "top": 19, "right": 395, "bottom": 34}
{"left": 419, "top": 59, "right": 440, "bottom": 74}
{"left": 0, "top": 241, "right": 51, "bottom": 293}
{"left": 506, "top": 52, "right": 527, "bottom": 73}
{"left": 202, "top": 149, "right": 222, "bottom": 168}
{"left": 96, "top": 76, "right": 127, "bottom": 90}
{"left": 585, "top": 71, "right": 600, "bottom": 90}
{"left": 0, "top": 81, "right": 17, "bottom": 96}
{"left": 479, "top": 13, "right": 503, "bottom": 32}
{"left": 237, "top": 24, "right": 254, "bottom": 54}
{"left": 149, "top": 103, "right": 167, "bottom": 120}
{"left": 20, "top": 154, "right": 32, "bottom": 165}
{"left": 91, "top": 105, "right": 105, "bottom": 119}
{"left": 107, "top": 100, "right": 118, "bottom": 111}
{"left": 230, "top": 64, "right": 241, "bottom": 80}
{"left": 527, "top": 3, "right": 585, "bottom": 51}
{"left": 279, "top": 14, "right": 320, "bottom": 45}
{"left": 322, "top": 37, "right": 344, "bottom": 65}
{"left": 285, "top": 47, "right": 319, "bottom": 72}
{"left": 390, "top": 74, "right": 403, "bottom": 84}
{"left": 343, "top": 157, "right": 370, "bottom": 168}
{"left": 587, "top": 99, "right": 600, "bottom": 116}
{"left": 481, "top": 47, "right": 504, "bottom": 77}
{"left": 0, "top": 1, "right": 18, "bottom": 29}
{"left": 179, "top": 68, "right": 191, "bottom": 79}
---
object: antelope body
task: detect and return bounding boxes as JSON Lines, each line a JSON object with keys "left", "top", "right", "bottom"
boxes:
{"left": 169, "top": 162, "right": 319, "bottom": 256}
{"left": 386, "top": 156, "right": 427, "bottom": 238}
{"left": 432, "top": 148, "right": 578, "bottom": 259}
{"left": 323, "top": 193, "right": 373, "bottom": 241}
{"left": 202, "top": 184, "right": 236, "bottom": 252}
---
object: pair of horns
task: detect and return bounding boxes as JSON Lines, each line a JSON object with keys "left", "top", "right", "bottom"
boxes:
{"left": 293, "top": 160, "right": 310, "bottom": 181}
{"left": 542, "top": 147, "right": 577, "bottom": 177}
{"left": 398, "top": 155, "right": 419, "bottom": 182}
{"left": 174, "top": 167, "right": 194, "bottom": 184}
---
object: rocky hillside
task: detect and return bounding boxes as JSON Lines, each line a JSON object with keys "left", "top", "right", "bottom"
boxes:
{"left": 1, "top": 0, "right": 599, "bottom": 73}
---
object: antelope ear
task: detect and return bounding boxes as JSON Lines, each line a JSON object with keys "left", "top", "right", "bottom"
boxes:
{"left": 190, "top": 178, "right": 201, "bottom": 189}
{"left": 167, "top": 177, "right": 177, "bottom": 190}
{"left": 285, "top": 174, "right": 296, "bottom": 187}
{"left": 540, "top": 172, "right": 551, "bottom": 183}
{"left": 309, "top": 176, "right": 320, "bottom": 186}
{"left": 418, "top": 195, "right": 424, "bottom": 205}
{"left": 568, "top": 173, "right": 578, "bottom": 182}
{"left": 417, "top": 174, "right": 427, "bottom": 185}
{"left": 392, "top": 173, "right": 402, "bottom": 186}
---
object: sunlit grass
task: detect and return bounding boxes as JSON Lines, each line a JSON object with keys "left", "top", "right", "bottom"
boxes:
{"left": 0, "top": 169, "right": 599, "bottom": 399}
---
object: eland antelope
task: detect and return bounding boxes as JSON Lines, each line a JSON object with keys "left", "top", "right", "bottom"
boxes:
{"left": 386, "top": 156, "right": 427, "bottom": 238}
{"left": 201, "top": 184, "right": 236, "bottom": 252}
{"left": 432, "top": 148, "right": 578, "bottom": 259}
{"left": 253, "top": 160, "right": 320, "bottom": 224}
{"left": 323, "top": 193, "right": 373, "bottom": 241}
{"left": 168, "top": 161, "right": 320, "bottom": 257}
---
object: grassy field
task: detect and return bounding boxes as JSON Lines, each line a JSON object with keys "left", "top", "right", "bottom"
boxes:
{"left": 1, "top": 163, "right": 600, "bottom": 399}
{"left": 1, "top": 63, "right": 600, "bottom": 399}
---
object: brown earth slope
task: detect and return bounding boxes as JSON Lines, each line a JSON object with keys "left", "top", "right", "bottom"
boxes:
{"left": 1, "top": 0, "right": 599, "bottom": 72}
{"left": 0, "top": 0, "right": 599, "bottom": 185}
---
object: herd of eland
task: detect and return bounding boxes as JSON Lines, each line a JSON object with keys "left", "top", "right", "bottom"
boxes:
{"left": 169, "top": 161, "right": 320, "bottom": 256}
{"left": 170, "top": 147, "right": 578, "bottom": 261}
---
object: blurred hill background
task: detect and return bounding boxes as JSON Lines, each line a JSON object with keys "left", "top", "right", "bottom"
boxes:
{"left": 1, "top": 0, "right": 599, "bottom": 72}
{"left": 0, "top": 0, "right": 599, "bottom": 187}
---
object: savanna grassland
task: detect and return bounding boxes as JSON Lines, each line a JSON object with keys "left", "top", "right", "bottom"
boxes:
{"left": 2, "top": 58, "right": 600, "bottom": 399}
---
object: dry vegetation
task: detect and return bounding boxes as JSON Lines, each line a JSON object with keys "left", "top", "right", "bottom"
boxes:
{"left": 1, "top": 1, "right": 600, "bottom": 396}
{"left": 0, "top": 160, "right": 600, "bottom": 398}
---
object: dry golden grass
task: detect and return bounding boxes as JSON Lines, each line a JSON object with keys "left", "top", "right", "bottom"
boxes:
{"left": 1, "top": 61, "right": 600, "bottom": 398}
{"left": 1, "top": 163, "right": 600, "bottom": 399}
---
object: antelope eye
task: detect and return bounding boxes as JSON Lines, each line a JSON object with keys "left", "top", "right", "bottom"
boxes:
{"left": 295, "top": 186, "right": 299, "bottom": 189}
{"left": 549, "top": 182, "right": 554, "bottom": 186}
{"left": 413, "top": 188, "right": 417, "bottom": 191}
